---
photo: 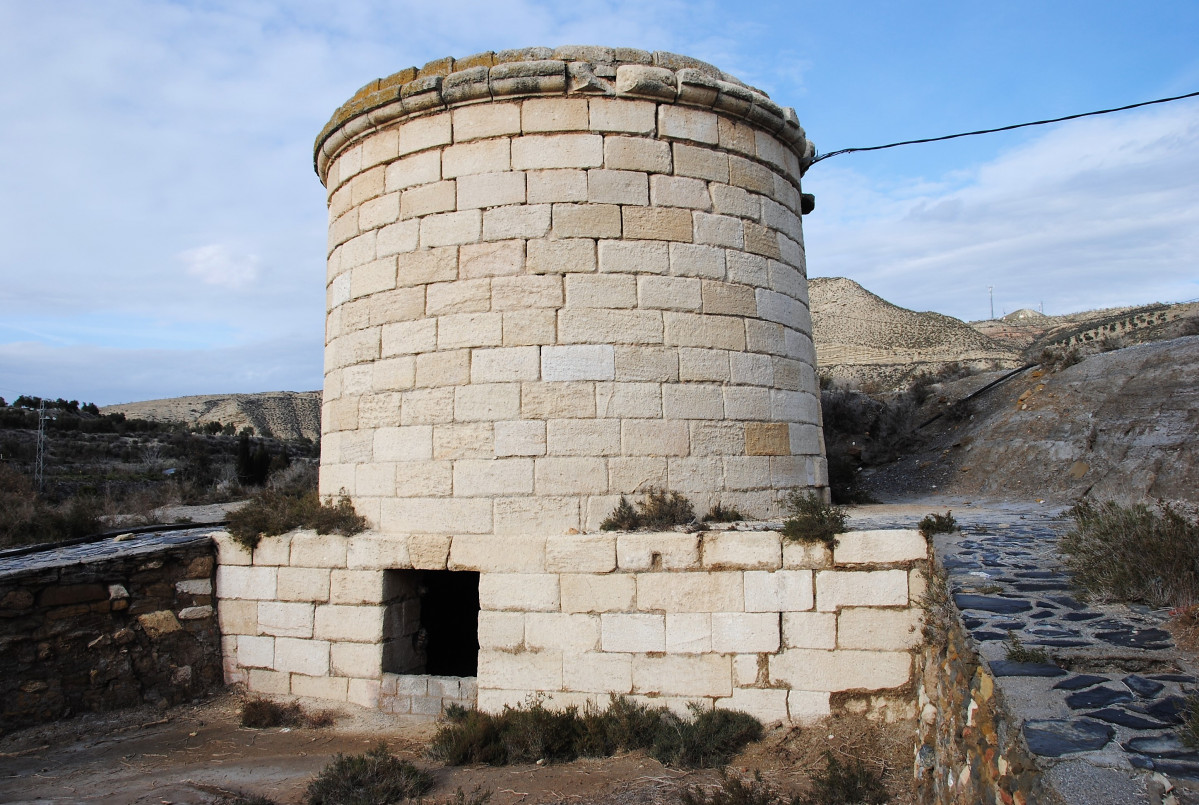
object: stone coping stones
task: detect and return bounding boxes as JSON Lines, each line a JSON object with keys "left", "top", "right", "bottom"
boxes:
{"left": 0, "top": 528, "right": 217, "bottom": 578}
{"left": 313, "top": 46, "right": 813, "bottom": 181}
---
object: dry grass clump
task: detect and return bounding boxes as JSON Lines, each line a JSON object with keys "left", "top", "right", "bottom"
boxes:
{"left": 780, "top": 492, "right": 846, "bottom": 547}
{"left": 1059, "top": 499, "right": 1199, "bottom": 608}
{"left": 703, "top": 503, "right": 745, "bottom": 523}
{"left": 215, "top": 795, "right": 279, "bottom": 805}
{"left": 682, "top": 770, "right": 791, "bottom": 805}
{"left": 227, "top": 490, "right": 367, "bottom": 550}
{"left": 430, "top": 697, "right": 762, "bottom": 769}
{"left": 803, "top": 750, "right": 887, "bottom": 804}
{"left": 306, "top": 743, "right": 432, "bottom": 805}
{"left": 918, "top": 511, "right": 957, "bottom": 538}
{"left": 1003, "top": 632, "right": 1052, "bottom": 665}
{"left": 0, "top": 464, "right": 102, "bottom": 548}
{"left": 240, "top": 697, "right": 335, "bottom": 729}
{"left": 600, "top": 488, "right": 696, "bottom": 531}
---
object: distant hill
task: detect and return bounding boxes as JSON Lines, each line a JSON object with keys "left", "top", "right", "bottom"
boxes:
{"left": 102, "top": 391, "right": 321, "bottom": 442}
{"left": 808, "top": 277, "right": 1021, "bottom": 388}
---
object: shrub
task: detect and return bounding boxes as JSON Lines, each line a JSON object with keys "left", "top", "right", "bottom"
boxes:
{"left": 1181, "top": 695, "right": 1199, "bottom": 749}
{"left": 781, "top": 491, "right": 847, "bottom": 547}
{"left": 215, "top": 795, "right": 278, "bottom": 805}
{"left": 1039, "top": 345, "right": 1083, "bottom": 372}
{"left": 306, "top": 743, "right": 432, "bottom": 805}
{"left": 240, "top": 697, "right": 334, "bottom": 729}
{"left": 1003, "top": 632, "right": 1051, "bottom": 665}
{"left": 1059, "top": 500, "right": 1199, "bottom": 608}
{"left": 599, "top": 488, "right": 695, "bottom": 531}
{"left": 430, "top": 696, "right": 762, "bottom": 769}
{"left": 802, "top": 750, "right": 887, "bottom": 804}
{"left": 637, "top": 488, "right": 696, "bottom": 529}
{"left": 681, "top": 770, "right": 787, "bottom": 805}
{"left": 215, "top": 791, "right": 278, "bottom": 805}
{"left": 227, "top": 490, "right": 367, "bottom": 551}
{"left": 918, "top": 511, "right": 957, "bottom": 538}
{"left": 0, "top": 464, "right": 103, "bottom": 548}
{"left": 600, "top": 496, "right": 640, "bottom": 531}
{"left": 650, "top": 706, "right": 764, "bottom": 768}
{"left": 703, "top": 503, "right": 744, "bottom": 523}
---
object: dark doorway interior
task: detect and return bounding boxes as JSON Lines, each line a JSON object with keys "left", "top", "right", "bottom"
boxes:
{"left": 382, "top": 570, "right": 480, "bottom": 677}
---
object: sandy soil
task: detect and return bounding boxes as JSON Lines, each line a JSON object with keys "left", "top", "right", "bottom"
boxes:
{"left": 0, "top": 691, "right": 917, "bottom": 805}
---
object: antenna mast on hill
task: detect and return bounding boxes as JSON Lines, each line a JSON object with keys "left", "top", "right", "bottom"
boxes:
{"left": 34, "top": 400, "right": 47, "bottom": 492}
{"left": 989, "top": 287, "right": 995, "bottom": 320}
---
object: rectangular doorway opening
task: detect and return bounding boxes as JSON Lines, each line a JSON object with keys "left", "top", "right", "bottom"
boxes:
{"left": 382, "top": 570, "right": 480, "bottom": 677}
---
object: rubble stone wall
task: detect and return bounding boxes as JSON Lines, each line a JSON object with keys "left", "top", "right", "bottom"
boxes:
{"left": 915, "top": 604, "right": 1050, "bottom": 804}
{"left": 315, "top": 47, "right": 826, "bottom": 534}
{"left": 216, "top": 526, "right": 927, "bottom": 722}
{"left": 0, "top": 538, "right": 221, "bottom": 733}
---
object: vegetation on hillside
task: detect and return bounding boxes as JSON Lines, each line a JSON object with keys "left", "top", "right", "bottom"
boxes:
{"left": 0, "top": 393, "right": 318, "bottom": 549}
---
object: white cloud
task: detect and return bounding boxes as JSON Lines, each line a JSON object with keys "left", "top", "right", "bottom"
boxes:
{"left": 803, "top": 103, "right": 1199, "bottom": 320}
{"left": 179, "top": 244, "right": 261, "bottom": 289}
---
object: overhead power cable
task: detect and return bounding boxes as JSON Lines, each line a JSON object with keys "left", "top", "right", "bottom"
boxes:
{"left": 809, "top": 89, "right": 1199, "bottom": 165}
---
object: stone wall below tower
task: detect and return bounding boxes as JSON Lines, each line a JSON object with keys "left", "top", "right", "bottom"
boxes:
{"left": 215, "top": 525, "right": 928, "bottom": 723}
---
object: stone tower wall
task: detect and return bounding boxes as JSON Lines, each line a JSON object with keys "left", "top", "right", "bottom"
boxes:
{"left": 315, "top": 46, "right": 825, "bottom": 536}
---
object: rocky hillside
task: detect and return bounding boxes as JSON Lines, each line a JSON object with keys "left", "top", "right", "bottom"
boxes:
{"left": 102, "top": 392, "right": 321, "bottom": 442}
{"left": 970, "top": 300, "right": 1199, "bottom": 354}
{"left": 809, "top": 277, "right": 1021, "bottom": 388}
{"left": 863, "top": 336, "right": 1199, "bottom": 506}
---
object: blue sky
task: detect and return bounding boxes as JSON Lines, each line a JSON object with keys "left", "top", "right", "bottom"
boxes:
{"left": 1, "top": 1, "right": 1196, "bottom": 405}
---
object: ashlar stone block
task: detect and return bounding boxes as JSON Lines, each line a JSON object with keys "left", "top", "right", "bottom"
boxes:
{"left": 479, "top": 573, "right": 560, "bottom": 611}
{"left": 453, "top": 458, "right": 535, "bottom": 496}
{"left": 563, "top": 652, "right": 633, "bottom": 694}
{"left": 494, "top": 420, "right": 547, "bottom": 457}
{"left": 769, "top": 648, "right": 911, "bottom": 693}
{"left": 717, "top": 688, "right": 790, "bottom": 725}
{"left": 703, "top": 532, "right": 782, "bottom": 571}
{"left": 450, "top": 534, "right": 545, "bottom": 572}
{"left": 494, "top": 496, "right": 580, "bottom": 534}
{"left": 637, "top": 571, "right": 742, "bottom": 613}
{"left": 560, "top": 573, "right": 636, "bottom": 613}
{"left": 782, "top": 611, "right": 837, "bottom": 649}
{"left": 478, "top": 648, "right": 563, "bottom": 691}
{"left": 525, "top": 612, "right": 600, "bottom": 652}
{"left": 632, "top": 654, "right": 731, "bottom": 697}
{"left": 815, "top": 570, "right": 910, "bottom": 612}
{"left": 528, "top": 169, "right": 587, "bottom": 203}
{"left": 314, "top": 604, "right": 384, "bottom": 642}
{"left": 744, "top": 569, "right": 813, "bottom": 612}
{"left": 512, "top": 134, "right": 604, "bottom": 170}
{"left": 601, "top": 613, "right": 665, "bottom": 652}
{"left": 545, "top": 534, "right": 616, "bottom": 573}
{"left": 541, "top": 344, "right": 615, "bottom": 381}
{"left": 565, "top": 274, "right": 636, "bottom": 309}
{"left": 665, "top": 613, "right": 711, "bottom": 654}
{"left": 833, "top": 530, "right": 928, "bottom": 565}
{"left": 837, "top": 607, "right": 923, "bottom": 651}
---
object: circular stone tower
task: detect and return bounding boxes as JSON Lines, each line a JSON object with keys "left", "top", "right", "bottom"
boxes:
{"left": 314, "top": 46, "right": 826, "bottom": 536}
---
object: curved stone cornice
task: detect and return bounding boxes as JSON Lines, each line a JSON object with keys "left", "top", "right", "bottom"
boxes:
{"left": 314, "top": 46, "right": 814, "bottom": 183}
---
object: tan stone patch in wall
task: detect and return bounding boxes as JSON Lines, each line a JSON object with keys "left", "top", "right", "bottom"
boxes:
{"left": 745, "top": 422, "right": 790, "bottom": 456}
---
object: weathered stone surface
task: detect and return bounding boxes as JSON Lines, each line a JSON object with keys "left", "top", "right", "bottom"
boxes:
{"left": 1023, "top": 719, "right": 1114, "bottom": 757}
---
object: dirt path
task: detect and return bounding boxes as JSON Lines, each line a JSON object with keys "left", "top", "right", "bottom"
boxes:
{"left": 0, "top": 692, "right": 916, "bottom": 805}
